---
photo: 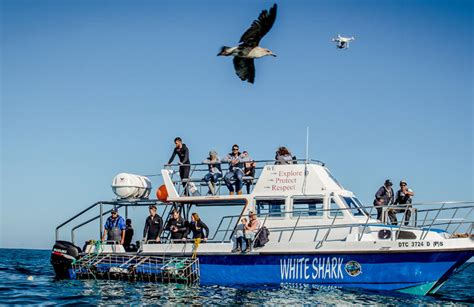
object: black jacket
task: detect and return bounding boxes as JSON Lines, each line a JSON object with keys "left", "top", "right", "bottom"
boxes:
{"left": 253, "top": 226, "right": 270, "bottom": 248}
{"left": 373, "top": 186, "right": 394, "bottom": 206}
{"left": 124, "top": 226, "right": 134, "bottom": 247}
{"left": 188, "top": 220, "right": 209, "bottom": 239}
{"left": 168, "top": 144, "right": 190, "bottom": 165}
{"left": 165, "top": 217, "right": 188, "bottom": 240}
{"left": 143, "top": 214, "right": 163, "bottom": 241}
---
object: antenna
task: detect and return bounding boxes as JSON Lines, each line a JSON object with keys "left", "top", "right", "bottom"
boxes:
{"left": 305, "top": 126, "right": 310, "bottom": 163}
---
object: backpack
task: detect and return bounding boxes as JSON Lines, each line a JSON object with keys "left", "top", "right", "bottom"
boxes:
{"left": 253, "top": 226, "right": 270, "bottom": 248}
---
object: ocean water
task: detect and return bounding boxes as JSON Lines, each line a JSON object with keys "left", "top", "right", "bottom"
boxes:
{"left": 0, "top": 249, "right": 472, "bottom": 305}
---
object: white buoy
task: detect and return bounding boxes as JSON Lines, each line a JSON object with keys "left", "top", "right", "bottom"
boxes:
{"left": 27, "top": 275, "right": 34, "bottom": 281}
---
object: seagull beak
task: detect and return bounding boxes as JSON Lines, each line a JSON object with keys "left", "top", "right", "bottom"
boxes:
{"left": 271, "top": 53, "right": 277, "bottom": 57}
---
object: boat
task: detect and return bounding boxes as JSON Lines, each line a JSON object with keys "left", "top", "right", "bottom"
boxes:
{"left": 51, "top": 159, "right": 474, "bottom": 295}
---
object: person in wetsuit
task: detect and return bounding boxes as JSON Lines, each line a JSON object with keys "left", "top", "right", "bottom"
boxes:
{"left": 167, "top": 137, "right": 191, "bottom": 190}
{"left": 101, "top": 209, "right": 126, "bottom": 244}
{"left": 123, "top": 218, "right": 134, "bottom": 250}
{"left": 143, "top": 205, "right": 163, "bottom": 243}
{"left": 188, "top": 213, "right": 209, "bottom": 241}
{"left": 165, "top": 209, "right": 188, "bottom": 242}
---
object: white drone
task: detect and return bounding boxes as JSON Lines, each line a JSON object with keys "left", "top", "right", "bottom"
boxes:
{"left": 332, "top": 34, "right": 355, "bottom": 49}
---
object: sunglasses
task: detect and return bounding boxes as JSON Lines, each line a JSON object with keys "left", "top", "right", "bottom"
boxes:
{"left": 232, "top": 148, "right": 239, "bottom": 151}
{"left": 111, "top": 212, "right": 117, "bottom": 215}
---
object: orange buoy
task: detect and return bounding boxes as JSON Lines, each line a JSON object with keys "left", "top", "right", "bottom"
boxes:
{"left": 156, "top": 184, "right": 168, "bottom": 202}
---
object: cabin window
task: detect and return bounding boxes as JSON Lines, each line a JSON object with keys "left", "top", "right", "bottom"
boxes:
{"left": 329, "top": 198, "right": 344, "bottom": 217}
{"left": 341, "top": 196, "right": 366, "bottom": 216}
{"left": 292, "top": 198, "right": 323, "bottom": 217}
{"left": 256, "top": 199, "right": 285, "bottom": 217}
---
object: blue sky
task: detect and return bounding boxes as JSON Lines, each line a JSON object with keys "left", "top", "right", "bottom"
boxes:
{"left": 1, "top": 0, "right": 472, "bottom": 249}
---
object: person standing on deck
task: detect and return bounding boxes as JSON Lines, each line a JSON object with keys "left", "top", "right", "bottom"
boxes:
{"left": 101, "top": 209, "right": 126, "bottom": 244}
{"left": 167, "top": 137, "right": 191, "bottom": 192}
{"left": 188, "top": 213, "right": 210, "bottom": 241}
{"left": 143, "top": 205, "right": 163, "bottom": 243}
{"left": 394, "top": 180, "right": 415, "bottom": 226}
{"left": 165, "top": 210, "right": 188, "bottom": 242}
{"left": 373, "top": 179, "right": 396, "bottom": 224}
{"left": 222, "top": 144, "right": 250, "bottom": 195}
{"left": 123, "top": 218, "right": 134, "bottom": 250}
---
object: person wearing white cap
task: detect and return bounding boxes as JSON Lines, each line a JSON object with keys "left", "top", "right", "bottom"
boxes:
{"left": 394, "top": 180, "right": 415, "bottom": 226}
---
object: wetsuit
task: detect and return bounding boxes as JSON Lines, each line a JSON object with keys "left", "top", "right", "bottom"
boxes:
{"left": 123, "top": 225, "right": 134, "bottom": 247}
{"left": 168, "top": 144, "right": 191, "bottom": 188}
{"left": 188, "top": 220, "right": 209, "bottom": 239}
{"left": 143, "top": 214, "right": 163, "bottom": 242}
{"left": 165, "top": 217, "right": 188, "bottom": 240}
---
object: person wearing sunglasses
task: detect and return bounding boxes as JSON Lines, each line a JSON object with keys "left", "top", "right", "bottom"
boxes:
{"left": 222, "top": 144, "right": 250, "bottom": 195}
{"left": 101, "top": 209, "right": 126, "bottom": 245}
{"left": 394, "top": 180, "right": 415, "bottom": 226}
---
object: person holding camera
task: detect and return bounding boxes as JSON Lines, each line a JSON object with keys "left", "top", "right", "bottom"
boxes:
{"left": 165, "top": 209, "right": 188, "bottom": 242}
{"left": 394, "top": 180, "right": 415, "bottom": 226}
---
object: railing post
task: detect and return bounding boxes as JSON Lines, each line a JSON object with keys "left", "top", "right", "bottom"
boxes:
{"left": 452, "top": 207, "right": 473, "bottom": 234}
{"left": 445, "top": 208, "right": 459, "bottom": 232}
{"left": 421, "top": 202, "right": 445, "bottom": 240}
{"left": 316, "top": 209, "right": 339, "bottom": 249}
{"left": 289, "top": 212, "right": 301, "bottom": 242}
{"left": 99, "top": 203, "right": 104, "bottom": 240}
{"left": 359, "top": 207, "right": 374, "bottom": 241}
{"left": 223, "top": 216, "right": 235, "bottom": 243}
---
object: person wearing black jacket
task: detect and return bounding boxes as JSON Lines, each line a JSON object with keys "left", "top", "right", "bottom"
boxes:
{"left": 123, "top": 218, "right": 135, "bottom": 251}
{"left": 188, "top": 213, "right": 209, "bottom": 241}
{"left": 373, "top": 179, "right": 396, "bottom": 224}
{"left": 167, "top": 137, "right": 191, "bottom": 189}
{"left": 165, "top": 210, "right": 188, "bottom": 241}
{"left": 143, "top": 205, "right": 163, "bottom": 243}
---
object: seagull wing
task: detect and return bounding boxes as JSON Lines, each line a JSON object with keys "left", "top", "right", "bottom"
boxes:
{"left": 233, "top": 57, "right": 255, "bottom": 84}
{"left": 239, "top": 4, "right": 277, "bottom": 47}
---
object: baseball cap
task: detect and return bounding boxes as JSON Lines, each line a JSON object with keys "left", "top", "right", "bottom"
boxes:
{"left": 384, "top": 179, "right": 393, "bottom": 186}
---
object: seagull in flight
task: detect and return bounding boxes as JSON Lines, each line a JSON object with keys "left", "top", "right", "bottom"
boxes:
{"left": 218, "top": 4, "right": 277, "bottom": 84}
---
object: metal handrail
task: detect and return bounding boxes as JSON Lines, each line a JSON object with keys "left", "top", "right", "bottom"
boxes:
{"left": 209, "top": 202, "right": 474, "bottom": 244}
{"left": 58, "top": 197, "right": 473, "bottom": 249}
{"left": 165, "top": 159, "right": 325, "bottom": 196}
{"left": 56, "top": 199, "right": 165, "bottom": 243}
{"left": 165, "top": 159, "right": 325, "bottom": 168}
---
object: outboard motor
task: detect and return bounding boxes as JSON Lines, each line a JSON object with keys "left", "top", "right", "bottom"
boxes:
{"left": 50, "top": 241, "right": 82, "bottom": 279}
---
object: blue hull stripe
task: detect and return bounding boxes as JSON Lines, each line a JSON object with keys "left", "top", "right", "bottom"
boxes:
{"left": 198, "top": 250, "right": 473, "bottom": 292}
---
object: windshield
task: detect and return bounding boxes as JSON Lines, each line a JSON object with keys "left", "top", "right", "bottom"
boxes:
{"left": 340, "top": 196, "right": 367, "bottom": 217}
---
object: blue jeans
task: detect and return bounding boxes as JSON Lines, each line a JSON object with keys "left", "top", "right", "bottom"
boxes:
{"left": 224, "top": 170, "right": 243, "bottom": 193}
{"left": 203, "top": 172, "right": 222, "bottom": 183}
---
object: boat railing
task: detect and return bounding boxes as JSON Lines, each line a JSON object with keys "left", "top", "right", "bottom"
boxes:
{"left": 165, "top": 159, "right": 324, "bottom": 196}
{"left": 56, "top": 199, "right": 173, "bottom": 245}
{"left": 57, "top": 198, "right": 473, "bottom": 248}
{"left": 209, "top": 201, "right": 474, "bottom": 246}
